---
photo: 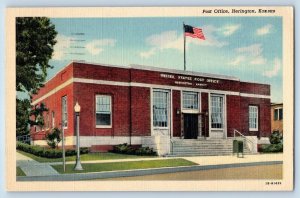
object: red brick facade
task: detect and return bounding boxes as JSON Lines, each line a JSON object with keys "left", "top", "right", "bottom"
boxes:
{"left": 31, "top": 62, "right": 271, "bottom": 149}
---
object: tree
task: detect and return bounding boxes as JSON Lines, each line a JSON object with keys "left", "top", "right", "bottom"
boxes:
{"left": 16, "top": 98, "right": 31, "bottom": 136}
{"left": 45, "top": 128, "right": 62, "bottom": 149}
{"left": 16, "top": 17, "right": 57, "bottom": 95}
{"left": 29, "top": 102, "right": 49, "bottom": 127}
{"left": 16, "top": 17, "right": 57, "bottom": 137}
{"left": 16, "top": 100, "right": 49, "bottom": 137}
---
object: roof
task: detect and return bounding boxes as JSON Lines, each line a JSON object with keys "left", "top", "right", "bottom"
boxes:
{"left": 72, "top": 61, "right": 240, "bottom": 81}
{"left": 271, "top": 103, "right": 283, "bottom": 106}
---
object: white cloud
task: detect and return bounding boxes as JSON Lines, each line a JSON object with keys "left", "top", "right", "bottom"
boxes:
{"left": 85, "top": 39, "right": 116, "bottom": 55}
{"left": 219, "top": 24, "right": 241, "bottom": 36}
{"left": 188, "top": 25, "right": 228, "bottom": 47}
{"left": 140, "top": 26, "right": 229, "bottom": 58}
{"left": 250, "top": 56, "right": 267, "bottom": 65}
{"left": 256, "top": 24, "right": 273, "bottom": 36}
{"left": 140, "top": 48, "right": 156, "bottom": 59}
{"left": 52, "top": 34, "right": 73, "bottom": 60}
{"left": 229, "top": 43, "right": 268, "bottom": 66}
{"left": 236, "top": 43, "right": 263, "bottom": 57}
{"left": 263, "top": 58, "right": 281, "bottom": 77}
{"left": 229, "top": 56, "right": 245, "bottom": 66}
{"left": 140, "top": 31, "right": 183, "bottom": 58}
{"left": 145, "top": 31, "right": 183, "bottom": 51}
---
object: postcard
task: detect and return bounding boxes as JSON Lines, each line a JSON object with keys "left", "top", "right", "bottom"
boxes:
{"left": 6, "top": 7, "right": 294, "bottom": 191}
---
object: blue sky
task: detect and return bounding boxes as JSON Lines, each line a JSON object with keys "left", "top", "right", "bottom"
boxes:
{"left": 49, "top": 17, "right": 282, "bottom": 103}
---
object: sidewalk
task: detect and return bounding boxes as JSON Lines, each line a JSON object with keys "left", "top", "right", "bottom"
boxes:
{"left": 184, "top": 153, "right": 283, "bottom": 166}
{"left": 45, "top": 153, "right": 283, "bottom": 166}
{"left": 17, "top": 151, "right": 283, "bottom": 180}
{"left": 16, "top": 152, "right": 59, "bottom": 176}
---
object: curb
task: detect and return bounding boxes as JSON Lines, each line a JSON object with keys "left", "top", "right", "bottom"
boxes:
{"left": 17, "top": 160, "right": 283, "bottom": 181}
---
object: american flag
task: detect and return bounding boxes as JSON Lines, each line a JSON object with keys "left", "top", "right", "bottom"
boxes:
{"left": 184, "top": 24, "right": 205, "bottom": 40}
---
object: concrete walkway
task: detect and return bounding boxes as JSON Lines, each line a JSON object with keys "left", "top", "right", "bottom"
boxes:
{"left": 46, "top": 153, "right": 282, "bottom": 166}
{"left": 16, "top": 151, "right": 283, "bottom": 180}
{"left": 184, "top": 153, "right": 283, "bottom": 166}
{"left": 47, "top": 156, "right": 170, "bottom": 165}
{"left": 17, "top": 152, "right": 59, "bottom": 176}
{"left": 17, "top": 161, "right": 282, "bottom": 181}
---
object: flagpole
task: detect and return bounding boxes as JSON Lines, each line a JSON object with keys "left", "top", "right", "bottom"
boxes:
{"left": 183, "top": 22, "right": 186, "bottom": 71}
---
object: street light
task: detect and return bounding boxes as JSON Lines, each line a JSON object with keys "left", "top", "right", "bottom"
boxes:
{"left": 74, "top": 101, "right": 83, "bottom": 170}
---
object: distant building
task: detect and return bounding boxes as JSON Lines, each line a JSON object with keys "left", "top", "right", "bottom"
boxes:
{"left": 271, "top": 103, "right": 283, "bottom": 133}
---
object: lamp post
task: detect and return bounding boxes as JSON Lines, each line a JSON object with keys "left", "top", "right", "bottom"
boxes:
{"left": 74, "top": 101, "right": 83, "bottom": 171}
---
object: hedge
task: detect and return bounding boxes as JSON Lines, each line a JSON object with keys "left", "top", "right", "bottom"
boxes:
{"left": 17, "top": 141, "right": 89, "bottom": 158}
{"left": 258, "top": 143, "right": 283, "bottom": 153}
{"left": 112, "top": 143, "right": 157, "bottom": 156}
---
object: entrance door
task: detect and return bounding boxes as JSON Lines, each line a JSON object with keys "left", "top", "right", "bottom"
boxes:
{"left": 184, "top": 114, "right": 198, "bottom": 139}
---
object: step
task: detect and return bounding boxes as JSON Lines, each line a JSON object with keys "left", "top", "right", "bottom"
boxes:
{"left": 172, "top": 153, "right": 235, "bottom": 156}
{"left": 173, "top": 146, "right": 233, "bottom": 150}
{"left": 170, "top": 139, "right": 252, "bottom": 157}
{"left": 172, "top": 148, "right": 245, "bottom": 151}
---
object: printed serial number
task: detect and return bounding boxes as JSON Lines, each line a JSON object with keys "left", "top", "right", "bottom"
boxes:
{"left": 265, "top": 181, "right": 282, "bottom": 185}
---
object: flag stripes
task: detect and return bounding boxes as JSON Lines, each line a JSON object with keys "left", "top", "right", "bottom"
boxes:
{"left": 184, "top": 24, "right": 205, "bottom": 40}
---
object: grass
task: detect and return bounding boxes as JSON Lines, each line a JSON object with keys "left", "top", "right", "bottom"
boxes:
{"left": 17, "top": 150, "right": 156, "bottom": 163}
{"left": 16, "top": 167, "right": 26, "bottom": 176}
{"left": 52, "top": 159, "right": 197, "bottom": 174}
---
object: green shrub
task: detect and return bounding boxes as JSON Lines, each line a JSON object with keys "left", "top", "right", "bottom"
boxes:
{"left": 65, "top": 149, "right": 76, "bottom": 156}
{"left": 135, "top": 147, "right": 156, "bottom": 156}
{"left": 258, "top": 131, "right": 284, "bottom": 153}
{"left": 259, "top": 143, "right": 283, "bottom": 153}
{"left": 45, "top": 127, "right": 62, "bottom": 149}
{"left": 112, "top": 143, "right": 156, "bottom": 156}
{"left": 269, "top": 131, "right": 283, "bottom": 144}
{"left": 80, "top": 147, "right": 89, "bottom": 154}
{"left": 16, "top": 141, "right": 90, "bottom": 158}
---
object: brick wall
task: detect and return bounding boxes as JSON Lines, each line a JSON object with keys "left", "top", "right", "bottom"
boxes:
{"left": 201, "top": 92, "right": 209, "bottom": 137}
{"left": 226, "top": 95, "right": 241, "bottom": 137}
{"left": 172, "top": 90, "right": 181, "bottom": 137}
{"left": 130, "top": 87, "right": 151, "bottom": 136}
{"left": 31, "top": 83, "right": 74, "bottom": 140}
{"left": 240, "top": 82, "right": 270, "bottom": 95}
{"left": 73, "top": 82, "right": 131, "bottom": 137}
{"left": 240, "top": 97, "right": 271, "bottom": 137}
{"left": 31, "top": 62, "right": 74, "bottom": 101}
{"left": 271, "top": 104, "right": 283, "bottom": 133}
{"left": 73, "top": 62, "right": 130, "bottom": 83}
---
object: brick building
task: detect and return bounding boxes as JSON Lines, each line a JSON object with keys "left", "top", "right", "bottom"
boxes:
{"left": 271, "top": 103, "right": 283, "bottom": 133}
{"left": 30, "top": 62, "right": 271, "bottom": 155}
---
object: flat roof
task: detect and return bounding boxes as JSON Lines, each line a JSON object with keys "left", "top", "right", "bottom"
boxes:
{"left": 271, "top": 103, "right": 283, "bottom": 106}
{"left": 72, "top": 61, "right": 240, "bottom": 81}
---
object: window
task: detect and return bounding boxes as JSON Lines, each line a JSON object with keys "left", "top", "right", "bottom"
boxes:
{"left": 45, "top": 113, "right": 50, "bottom": 129}
{"left": 211, "top": 95, "right": 224, "bottom": 129}
{"left": 183, "top": 91, "right": 198, "bottom": 110}
{"left": 274, "top": 108, "right": 283, "bottom": 120}
{"left": 96, "top": 95, "right": 112, "bottom": 127}
{"left": 249, "top": 105, "right": 258, "bottom": 131}
{"left": 35, "top": 105, "right": 41, "bottom": 132}
{"left": 153, "top": 89, "right": 169, "bottom": 127}
{"left": 52, "top": 111, "right": 55, "bottom": 128}
{"left": 62, "top": 96, "right": 67, "bottom": 128}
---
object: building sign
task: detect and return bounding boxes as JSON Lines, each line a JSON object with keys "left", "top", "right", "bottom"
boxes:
{"left": 160, "top": 73, "right": 220, "bottom": 87}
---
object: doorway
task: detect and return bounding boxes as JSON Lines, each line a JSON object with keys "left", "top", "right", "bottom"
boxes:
{"left": 183, "top": 114, "right": 198, "bottom": 139}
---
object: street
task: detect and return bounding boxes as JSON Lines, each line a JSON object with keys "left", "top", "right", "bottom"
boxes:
{"left": 100, "top": 164, "right": 282, "bottom": 180}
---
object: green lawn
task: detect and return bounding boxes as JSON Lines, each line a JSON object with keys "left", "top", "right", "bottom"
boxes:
{"left": 52, "top": 159, "right": 197, "bottom": 174}
{"left": 17, "top": 150, "right": 156, "bottom": 163}
{"left": 16, "top": 167, "right": 26, "bottom": 176}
